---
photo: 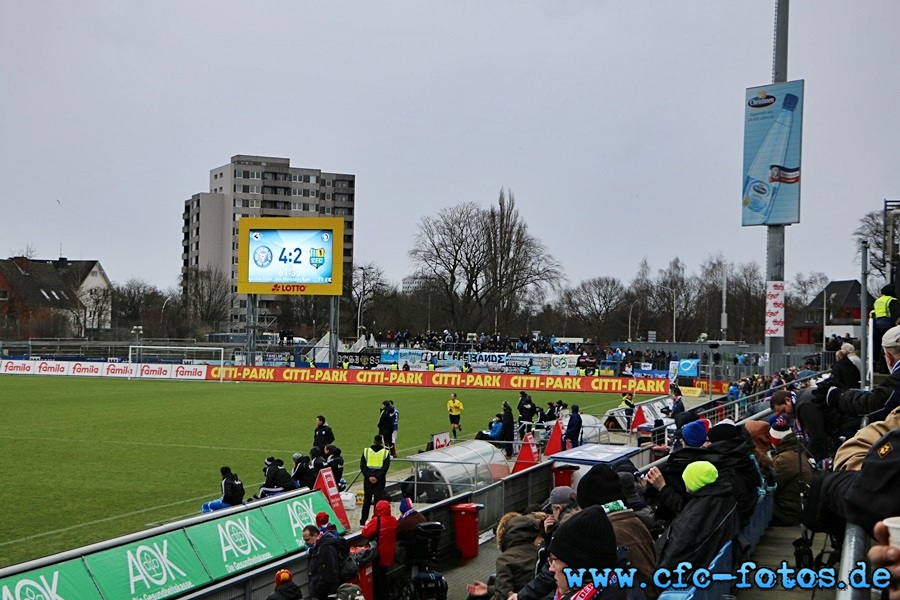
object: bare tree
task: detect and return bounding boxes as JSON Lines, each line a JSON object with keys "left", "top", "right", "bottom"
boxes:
{"left": 483, "top": 189, "right": 565, "bottom": 325}
{"left": 351, "top": 262, "right": 388, "bottom": 336}
{"left": 409, "top": 202, "right": 490, "bottom": 331}
{"left": 853, "top": 209, "right": 888, "bottom": 290}
{"left": 182, "top": 266, "right": 233, "bottom": 331}
{"left": 789, "top": 271, "right": 830, "bottom": 306}
{"left": 561, "top": 276, "right": 625, "bottom": 340}
{"left": 113, "top": 279, "right": 163, "bottom": 324}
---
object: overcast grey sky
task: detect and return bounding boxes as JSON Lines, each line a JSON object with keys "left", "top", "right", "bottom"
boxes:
{"left": 2, "top": 1, "right": 897, "bottom": 294}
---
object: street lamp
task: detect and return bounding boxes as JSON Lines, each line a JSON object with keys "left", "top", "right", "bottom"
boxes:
{"left": 628, "top": 299, "right": 640, "bottom": 342}
{"left": 659, "top": 285, "right": 677, "bottom": 343}
{"left": 356, "top": 266, "right": 374, "bottom": 339}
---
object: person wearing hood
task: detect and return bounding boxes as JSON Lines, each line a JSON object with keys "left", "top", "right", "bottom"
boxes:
{"left": 563, "top": 404, "right": 582, "bottom": 449}
{"left": 255, "top": 457, "right": 294, "bottom": 499}
{"left": 201, "top": 466, "right": 245, "bottom": 513}
{"left": 267, "top": 569, "right": 302, "bottom": 600}
{"left": 466, "top": 513, "right": 542, "bottom": 600}
{"left": 290, "top": 453, "right": 310, "bottom": 489}
{"left": 361, "top": 499, "right": 398, "bottom": 600}
{"left": 310, "top": 446, "right": 328, "bottom": 474}
{"left": 655, "top": 461, "right": 740, "bottom": 576}
{"left": 324, "top": 444, "right": 345, "bottom": 481}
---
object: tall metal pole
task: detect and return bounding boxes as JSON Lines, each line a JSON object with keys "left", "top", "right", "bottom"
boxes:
{"left": 860, "top": 240, "right": 870, "bottom": 388}
{"left": 672, "top": 290, "right": 677, "bottom": 343}
{"left": 765, "top": 0, "right": 789, "bottom": 374}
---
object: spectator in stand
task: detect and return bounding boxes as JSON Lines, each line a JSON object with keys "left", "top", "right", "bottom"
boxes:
{"left": 543, "top": 401, "right": 558, "bottom": 422}
{"left": 680, "top": 420, "right": 708, "bottom": 448}
{"left": 770, "top": 389, "right": 835, "bottom": 464}
{"left": 313, "top": 415, "right": 335, "bottom": 452}
{"left": 576, "top": 464, "right": 658, "bottom": 598}
{"left": 361, "top": 499, "right": 398, "bottom": 600}
{"left": 868, "top": 521, "right": 900, "bottom": 600}
{"left": 563, "top": 404, "right": 582, "bottom": 449}
{"left": 841, "top": 342, "right": 863, "bottom": 374}
{"left": 201, "top": 466, "right": 245, "bottom": 513}
{"left": 824, "top": 348, "right": 860, "bottom": 389}
{"left": 670, "top": 394, "right": 685, "bottom": 418}
{"left": 770, "top": 416, "right": 813, "bottom": 526}
{"left": 466, "top": 513, "right": 542, "bottom": 600}
{"left": 546, "top": 506, "right": 624, "bottom": 599}
{"left": 396, "top": 497, "right": 427, "bottom": 546}
{"left": 268, "top": 569, "right": 302, "bottom": 600}
{"left": 307, "top": 521, "right": 350, "bottom": 600}
{"left": 656, "top": 461, "right": 740, "bottom": 577}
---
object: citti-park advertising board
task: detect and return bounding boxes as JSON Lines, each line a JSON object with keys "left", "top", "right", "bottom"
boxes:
{"left": 237, "top": 217, "right": 345, "bottom": 296}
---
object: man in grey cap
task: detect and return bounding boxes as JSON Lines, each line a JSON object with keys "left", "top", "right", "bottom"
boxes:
{"left": 814, "top": 324, "right": 900, "bottom": 422}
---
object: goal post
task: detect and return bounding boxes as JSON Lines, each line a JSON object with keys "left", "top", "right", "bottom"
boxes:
{"left": 128, "top": 345, "right": 227, "bottom": 382}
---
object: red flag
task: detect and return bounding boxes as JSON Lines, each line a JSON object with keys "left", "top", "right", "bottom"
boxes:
{"left": 543, "top": 420, "right": 564, "bottom": 456}
{"left": 512, "top": 432, "right": 540, "bottom": 473}
{"left": 313, "top": 467, "right": 351, "bottom": 531}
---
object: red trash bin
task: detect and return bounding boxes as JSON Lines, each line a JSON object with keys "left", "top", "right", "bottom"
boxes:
{"left": 551, "top": 464, "right": 579, "bottom": 488}
{"left": 353, "top": 561, "right": 374, "bottom": 600}
{"left": 450, "top": 503, "right": 484, "bottom": 558}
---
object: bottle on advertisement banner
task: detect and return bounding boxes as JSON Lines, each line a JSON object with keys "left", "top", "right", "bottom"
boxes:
{"left": 742, "top": 93, "right": 798, "bottom": 225}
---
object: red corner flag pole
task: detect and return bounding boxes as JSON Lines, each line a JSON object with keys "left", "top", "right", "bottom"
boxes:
{"left": 512, "top": 432, "right": 540, "bottom": 473}
{"left": 314, "top": 468, "right": 351, "bottom": 531}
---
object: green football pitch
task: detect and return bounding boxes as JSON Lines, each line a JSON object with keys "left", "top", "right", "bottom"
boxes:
{"left": 0, "top": 375, "right": 622, "bottom": 568}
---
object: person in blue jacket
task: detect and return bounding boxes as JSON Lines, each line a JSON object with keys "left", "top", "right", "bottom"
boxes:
{"left": 476, "top": 414, "right": 504, "bottom": 441}
{"left": 564, "top": 404, "right": 583, "bottom": 448}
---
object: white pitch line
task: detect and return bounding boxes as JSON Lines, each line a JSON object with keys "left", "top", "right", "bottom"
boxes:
{"left": 0, "top": 435, "right": 290, "bottom": 453}
{"left": 0, "top": 496, "right": 205, "bottom": 547}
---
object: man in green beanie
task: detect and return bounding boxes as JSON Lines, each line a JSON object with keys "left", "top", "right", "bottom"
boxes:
{"left": 656, "top": 461, "right": 740, "bottom": 576}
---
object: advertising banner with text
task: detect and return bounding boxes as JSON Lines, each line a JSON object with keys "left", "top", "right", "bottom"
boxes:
{"left": 84, "top": 531, "right": 211, "bottom": 600}
{"left": 0, "top": 559, "right": 102, "bottom": 600}
{"left": 185, "top": 511, "right": 287, "bottom": 580}
{"left": 204, "top": 366, "right": 670, "bottom": 395}
{"left": 261, "top": 490, "right": 346, "bottom": 551}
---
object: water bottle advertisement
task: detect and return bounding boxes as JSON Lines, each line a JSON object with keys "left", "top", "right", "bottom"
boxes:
{"left": 741, "top": 79, "right": 804, "bottom": 227}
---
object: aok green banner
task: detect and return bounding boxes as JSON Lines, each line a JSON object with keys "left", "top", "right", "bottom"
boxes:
{"left": 261, "top": 489, "right": 345, "bottom": 550}
{"left": 0, "top": 559, "right": 102, "bottom": 600}
{"left": 85, "top": 531, "right": 211, "bottom": 600}
{"left": 185, "top": 509, "right": 287, "bottom": 579}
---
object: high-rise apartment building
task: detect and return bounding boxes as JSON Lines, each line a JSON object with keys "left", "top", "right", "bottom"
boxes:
{"left": 182, "top": 155, "right": 355, "bottom": 331}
